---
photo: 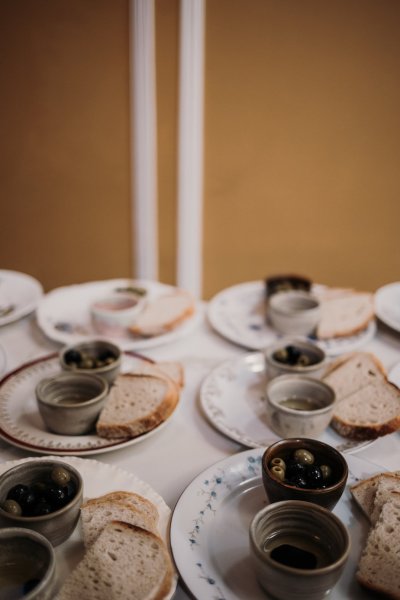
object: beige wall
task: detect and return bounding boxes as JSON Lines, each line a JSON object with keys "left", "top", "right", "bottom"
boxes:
{"left": 1, "top": 1, "right": 399, "bottom": 299}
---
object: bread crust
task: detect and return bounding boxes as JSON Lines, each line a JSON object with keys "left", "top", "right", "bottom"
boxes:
{"left": 317, "top": 292, "right": 375, "bottom": 339}
{"left": 331, "top": 413, "right": 400, "bottom": 440}
{"left": 129, "top": 290, "right": 195, "bottom": 337}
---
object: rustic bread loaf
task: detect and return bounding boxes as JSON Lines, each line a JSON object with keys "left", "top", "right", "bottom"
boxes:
{"left": 96, "top": 373, "right": 179, "bottom": 439}
{"left": 129, "top": 290, "right": 195, "bottom": 337}
{"left": 56, "top": 521, "right": 174, "bottom": 600}
{"left": 316, "top": 291, "right": 375, "bottom": 339}
{"left": 356, "top": 494, "right": 400, "bottom": 598}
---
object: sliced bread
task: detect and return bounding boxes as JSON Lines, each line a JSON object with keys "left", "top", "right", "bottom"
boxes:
{"left": 356, "top": 494, "right": 400, "bottom": 599}
{"left": 96, "top": 373, "right": 179, "bottom": 439}
{"left": 370, "top": 474, "right": 400, "bottom": 524}
{"left": 129, "top": 290, "right": 195, "bottom": 337}
{"left": 323, "top": 352, "right": 386, "bottom": 400}
{"left": 56, "top": 520, "right": 174, "bottom": 600}
{"left": 316, "top": 291, "right": 375, "bottom": 339}
{"left": 330, "top": 378, "right": 400, "bottom": 440}
{"left": 123, "top": 356, "right": 184, "bottom": 388}
{"left": 351, "top": 471, "right": 400, "bottom": 521}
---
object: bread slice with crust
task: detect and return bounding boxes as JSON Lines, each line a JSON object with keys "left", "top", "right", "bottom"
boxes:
{"left": 356, "top": 494, "right": 400, "bottom": 598}
{"left": 96, "top": 373, "right": 179, "bottom": 439}
{"left": 351, "top": 471, "right": 400, "bottom": 521}
{"left": 316, "top": 292, "right": 375, "bottom": 339}
{"left": 370, "top": 475, "right": 400, "bottom": 524}
{"left": 323, "top": 352, "right": 386, "bottom": 398}
{"left": 56, "top": 520, "right": 174, "bottom": 600}
{"left": 129, "top": 290, "right": 195, "bottom": 337}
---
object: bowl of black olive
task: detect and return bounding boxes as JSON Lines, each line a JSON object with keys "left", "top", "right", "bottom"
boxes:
{"left": 0, "top": 460, "right": 83, "bottom": 546}
{"left": 265, "top": 337, "right": 326, "bottom": 379}
{"left": 59, "top": 339, "right": 121, "bottom": 384}
{"left": 262, "top": 438, "right": 348, "bottom": 510}
{"left": 0, "top": 527, "right": 56, "bottom": 599}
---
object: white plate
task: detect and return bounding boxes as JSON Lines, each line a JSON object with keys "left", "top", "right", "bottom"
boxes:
{"left": 374, "top": 282, "right": 400, "bottom": 333}
{"left": 0, "top": 455, "right": 177, "bottom": 598}
{"left": 0, "top": 353, "right": 177, "bottom": 455}
{"left": 170, "top": 448, "right": 383, "bottom": 600}
{"left": 37, "top": 278, "right": 200, "bottom": 350}
{"left": 0, "top": 269, "right": 43, "bottom": 325}
{"left": 207, "top": 281, "right": 376, "bottom": 356}
{"left": 200, "top": 353, "right": 375, "bottom": 454}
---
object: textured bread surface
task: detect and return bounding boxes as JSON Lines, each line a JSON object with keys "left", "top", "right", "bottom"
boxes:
{"left": 96, "top": 373, "right": 178, "bottom": 439}
{"left": 316, "top": 292, "right": 375, "bottom": 339}
{"left": 370, "top": 476, "right": 400, "bottom": 524}
{"left": 323, "top": 352, "right": 386, "bottom": 400}
{"left": 83, "top": 491, "right": 159, "bottom": 524}
{"left": 56, "top": 521, "right": 173, "bottom": 600}
{"left": 129, "top": 290, "right": 195, "bottom": 337}
{"left": 356, "top": 495, "right": 400, "bottom": 599}
{"left": 351, "top": 472, "right": 400, "bottom": 520}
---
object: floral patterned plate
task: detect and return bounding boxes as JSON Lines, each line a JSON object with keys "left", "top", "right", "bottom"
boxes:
{"left": 207, "top": 281, "right": 376, "bottom": 356}
{"left": 170, "top": 448, "right": 384, "bottom": 600}
{"left": 200, "top": 352, "right": 375, "bottom": 454}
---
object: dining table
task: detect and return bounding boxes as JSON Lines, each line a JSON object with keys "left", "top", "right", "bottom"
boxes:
{"left": 0, "top": 301, "right": 399, "bottom": 599}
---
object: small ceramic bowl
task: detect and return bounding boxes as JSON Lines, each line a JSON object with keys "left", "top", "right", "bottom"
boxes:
{"left": 268, "top": 290, "right": 321, "bottom": 336}
{"left": 36, "top": 372, "right": 109, "bottom": 435}
{"left": 262, "top": 438, "right": 348, "bottom": 510}
{"left": 0, "top": 527, "right": 57, "bottom": 599}
{"left": 249, "top": 500, "right": 350, "bottom": 600}
{"left": 0, "top": 460, "right": 83, "bottom": 546}
{"left": 265, "top": 374, "right": 335, "bottom": 438}
{"left": 91, "top": 293, "right": 146, "bottom": 336}
{"left": 59, "top": 339, "right": 121, "bottom": 384}
{"left": 265, "top": 274, "right": 312, "bottom": 298}
{"left": 265, "top": 337, "right": 326, "bottom": 379}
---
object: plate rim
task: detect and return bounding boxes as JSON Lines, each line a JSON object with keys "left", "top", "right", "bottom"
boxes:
{"left": 0, "top": 269, "right": 43, "bottom": 326}
{"left": 374, "top": 281, "right": 400, "bottom": 332}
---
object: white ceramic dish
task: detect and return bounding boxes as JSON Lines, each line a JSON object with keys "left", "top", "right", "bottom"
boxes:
{"left": 200, "top": 352, "right": 375, "bottom": 454}
{"left": 170, "top": 448, "right": 384, "bottom": 600}
{"left": 207, "top": 281, "right": 376, "bottom": 356}
{"left": 0, "top": 269, "right": 43, "bottom": 326}
{"left": 37, "top": 279, "right": 200, "bottom": 350}
{"left": 374, "top": 282, "right": 400, "bottom": 332}
{"left": 0, "top": 456, "right": 176, "bottom": 599}
{"left": 0, "top": 353, "right": 178, "bottom": 456}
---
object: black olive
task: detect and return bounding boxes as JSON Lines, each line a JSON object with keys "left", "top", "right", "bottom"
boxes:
{"left": 45, "top": 485, "right": 66, "bottom": 508}
{"left": 306, "top": 465, "right": 323, "bottom": 488}
{"left": 98, "top": 350, "right": 115, "bottom": 363}
{"left": 23, "top": 580, "right": 40, "bottom": 594}
{"left": 6, "top": 484, "right": 30, "bottom": 504}
{"left": 63, "top": 480, "right": 76, "bottom": 501}
{"left": 21, "top": 490, "right": 37, "bottom": 514}
{"left": 286, "top": 345, "right": 301, "bottom": 365}
{"left": 64, "top": 349, "right": 82, "bottom": 365}
{"left": 32, "top": 499, "right": 52, "bottom": 516}
{"left": 285, "top": 460, "right": 307, "bottom": 481}
{"left": 289, "top": 475, "right": 308, "bottom": 488}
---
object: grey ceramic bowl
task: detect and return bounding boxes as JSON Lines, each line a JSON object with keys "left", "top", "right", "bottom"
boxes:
{"left": 268, "top": 290, "right": 321, "bottom": 336}
{"left": 265, "top": 337, "right": 326, "bottom": 379}
{"left": 262, "top": 438, "right": 348, "bottom": 510}
{"left": 0, "top": 460, "right": 83, "bottom": 546}
{"left": 36, "top": 371, "right": 109, "bottom": 435}
{"left": 265, "top": 374, "right": 336, "bottom": 438}
{"left": 249, "top": 500, "right": 350, "bottom": 600}
{"left": 59, "top": 339, "right": 121, "bottom": 384}
{"left": 0, "top": 527, "right": 56, "bottom": 599}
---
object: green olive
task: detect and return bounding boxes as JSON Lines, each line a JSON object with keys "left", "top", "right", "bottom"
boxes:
{"left": 320, "top": 465, "right": 332, "bottom": 480}
{"left": 271, "top": 466, "right": 285, "bottom": 481}
{"left": 293, "top": 449, "right": 314, "bottom": 465}
{"left": 3, "top": 499, "right": 22, "bottom": 516}
{"left": 51, "top": 466, "right": 71, "bottom": 486}
{"left": 270, "top": 457, "right": 286, "bottom": 471}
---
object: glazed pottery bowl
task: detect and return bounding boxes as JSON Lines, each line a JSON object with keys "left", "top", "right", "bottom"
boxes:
{"left": 262, "top": 438, "right": 348, "bottom": 510}
{"left": 36, "top": 371, "right": 109, "bottom": 435}
{"left": 0, "top": 460, "right": 83, "bottom": 546}
{"left": 265, "top": 337, "right": 326, "bottom": 379}
{"left": 268, "top": 290, "right": 321, "bottom": 336}
{"left": 0, "top": 527, "right": 57, "bottom": 599}
{"left": 59, "top": 339, "right": 121, "bottom": 385}
{"left": 265, "top": 375, "right": 335, "bottom": 438}
{"left": 249, "top": 500, "right": 350, "bottom": 600}
{"left": 90, "top": 293, "right": 146, "bottom": 336}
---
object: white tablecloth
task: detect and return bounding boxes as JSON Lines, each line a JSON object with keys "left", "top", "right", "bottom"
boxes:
{"left": 0, "top": 305, "right": 399, "bottom": 599}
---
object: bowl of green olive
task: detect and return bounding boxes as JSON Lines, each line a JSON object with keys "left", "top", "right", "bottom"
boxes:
{"left": 0, "top": 460, "right": 83, "bottom": 546}
{"left": 262, "top": 438, "right": 348, "bottom": 510}
{"left": 264, "top": 337, "right": 326, "bottom": 379}
{"left": 59, "top": 339, "right": 121, "bottom": 384}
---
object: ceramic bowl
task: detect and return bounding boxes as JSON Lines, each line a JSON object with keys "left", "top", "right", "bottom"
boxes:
{"left": 59, "top": 339, "right": 121, "bottom": 385}
{"left": 268, "top": 290, "right": 321, "bottom": 336}
{"left": 265, "top": 374, "right": 335, "bottom": 438}
{"left": 265, "top": 274, "right": 312, "bottom": 298}
{"left": 249, "top": 500, "right": 350, "bottom": 600}
{"left": 262, "top": 438, "right": 348, "bottom": 510}
{"left": 0, "top": 460, "right": 83, "bottom": 546}
{"left": 36, "top": 372, "right": 109, "bottom": 435}
{"left": 0, "top": 527, "right": 57, "bottom": 599}
{"left": 265, "top": 337, "right": 326, "bottom": 379}
{"left": 91, "top": 292, "right": 146, "bottom": 336}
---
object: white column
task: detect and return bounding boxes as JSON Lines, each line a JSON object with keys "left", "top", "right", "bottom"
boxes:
{"left": 129, "top": 0, "right": 158, "bottom": 280}
{"left": 177, "top": 0, "right": 206, "bottom": 298}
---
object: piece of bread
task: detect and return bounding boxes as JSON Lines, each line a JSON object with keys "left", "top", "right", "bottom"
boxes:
{"left": 351, "top": 472, "right": 400, "bottom": 521}
{"left": 316, "top": 291, "right": 375, "bottom": 339}
{"left": 124, "top": 359, "right": 184, "bottom": 389}
{"left": 356, "top": 494, "right": 400, "bottom": 598}
{"left": 96, "top": 373, "right": 179, "bottom": 439}
{"left": 330, "top": 378, "right": 400, "bottom": 440}
{"left": 129, "top": 290, "right": 195, "bottom": 337}
{"left": 56, "top": 521, "right": 174, "bottom": 600}
{"left": 370, "top": 475, "right": 400, "bottom": 524}
{"left": 323, "top": 352, "right": 386, "bottom": 401}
